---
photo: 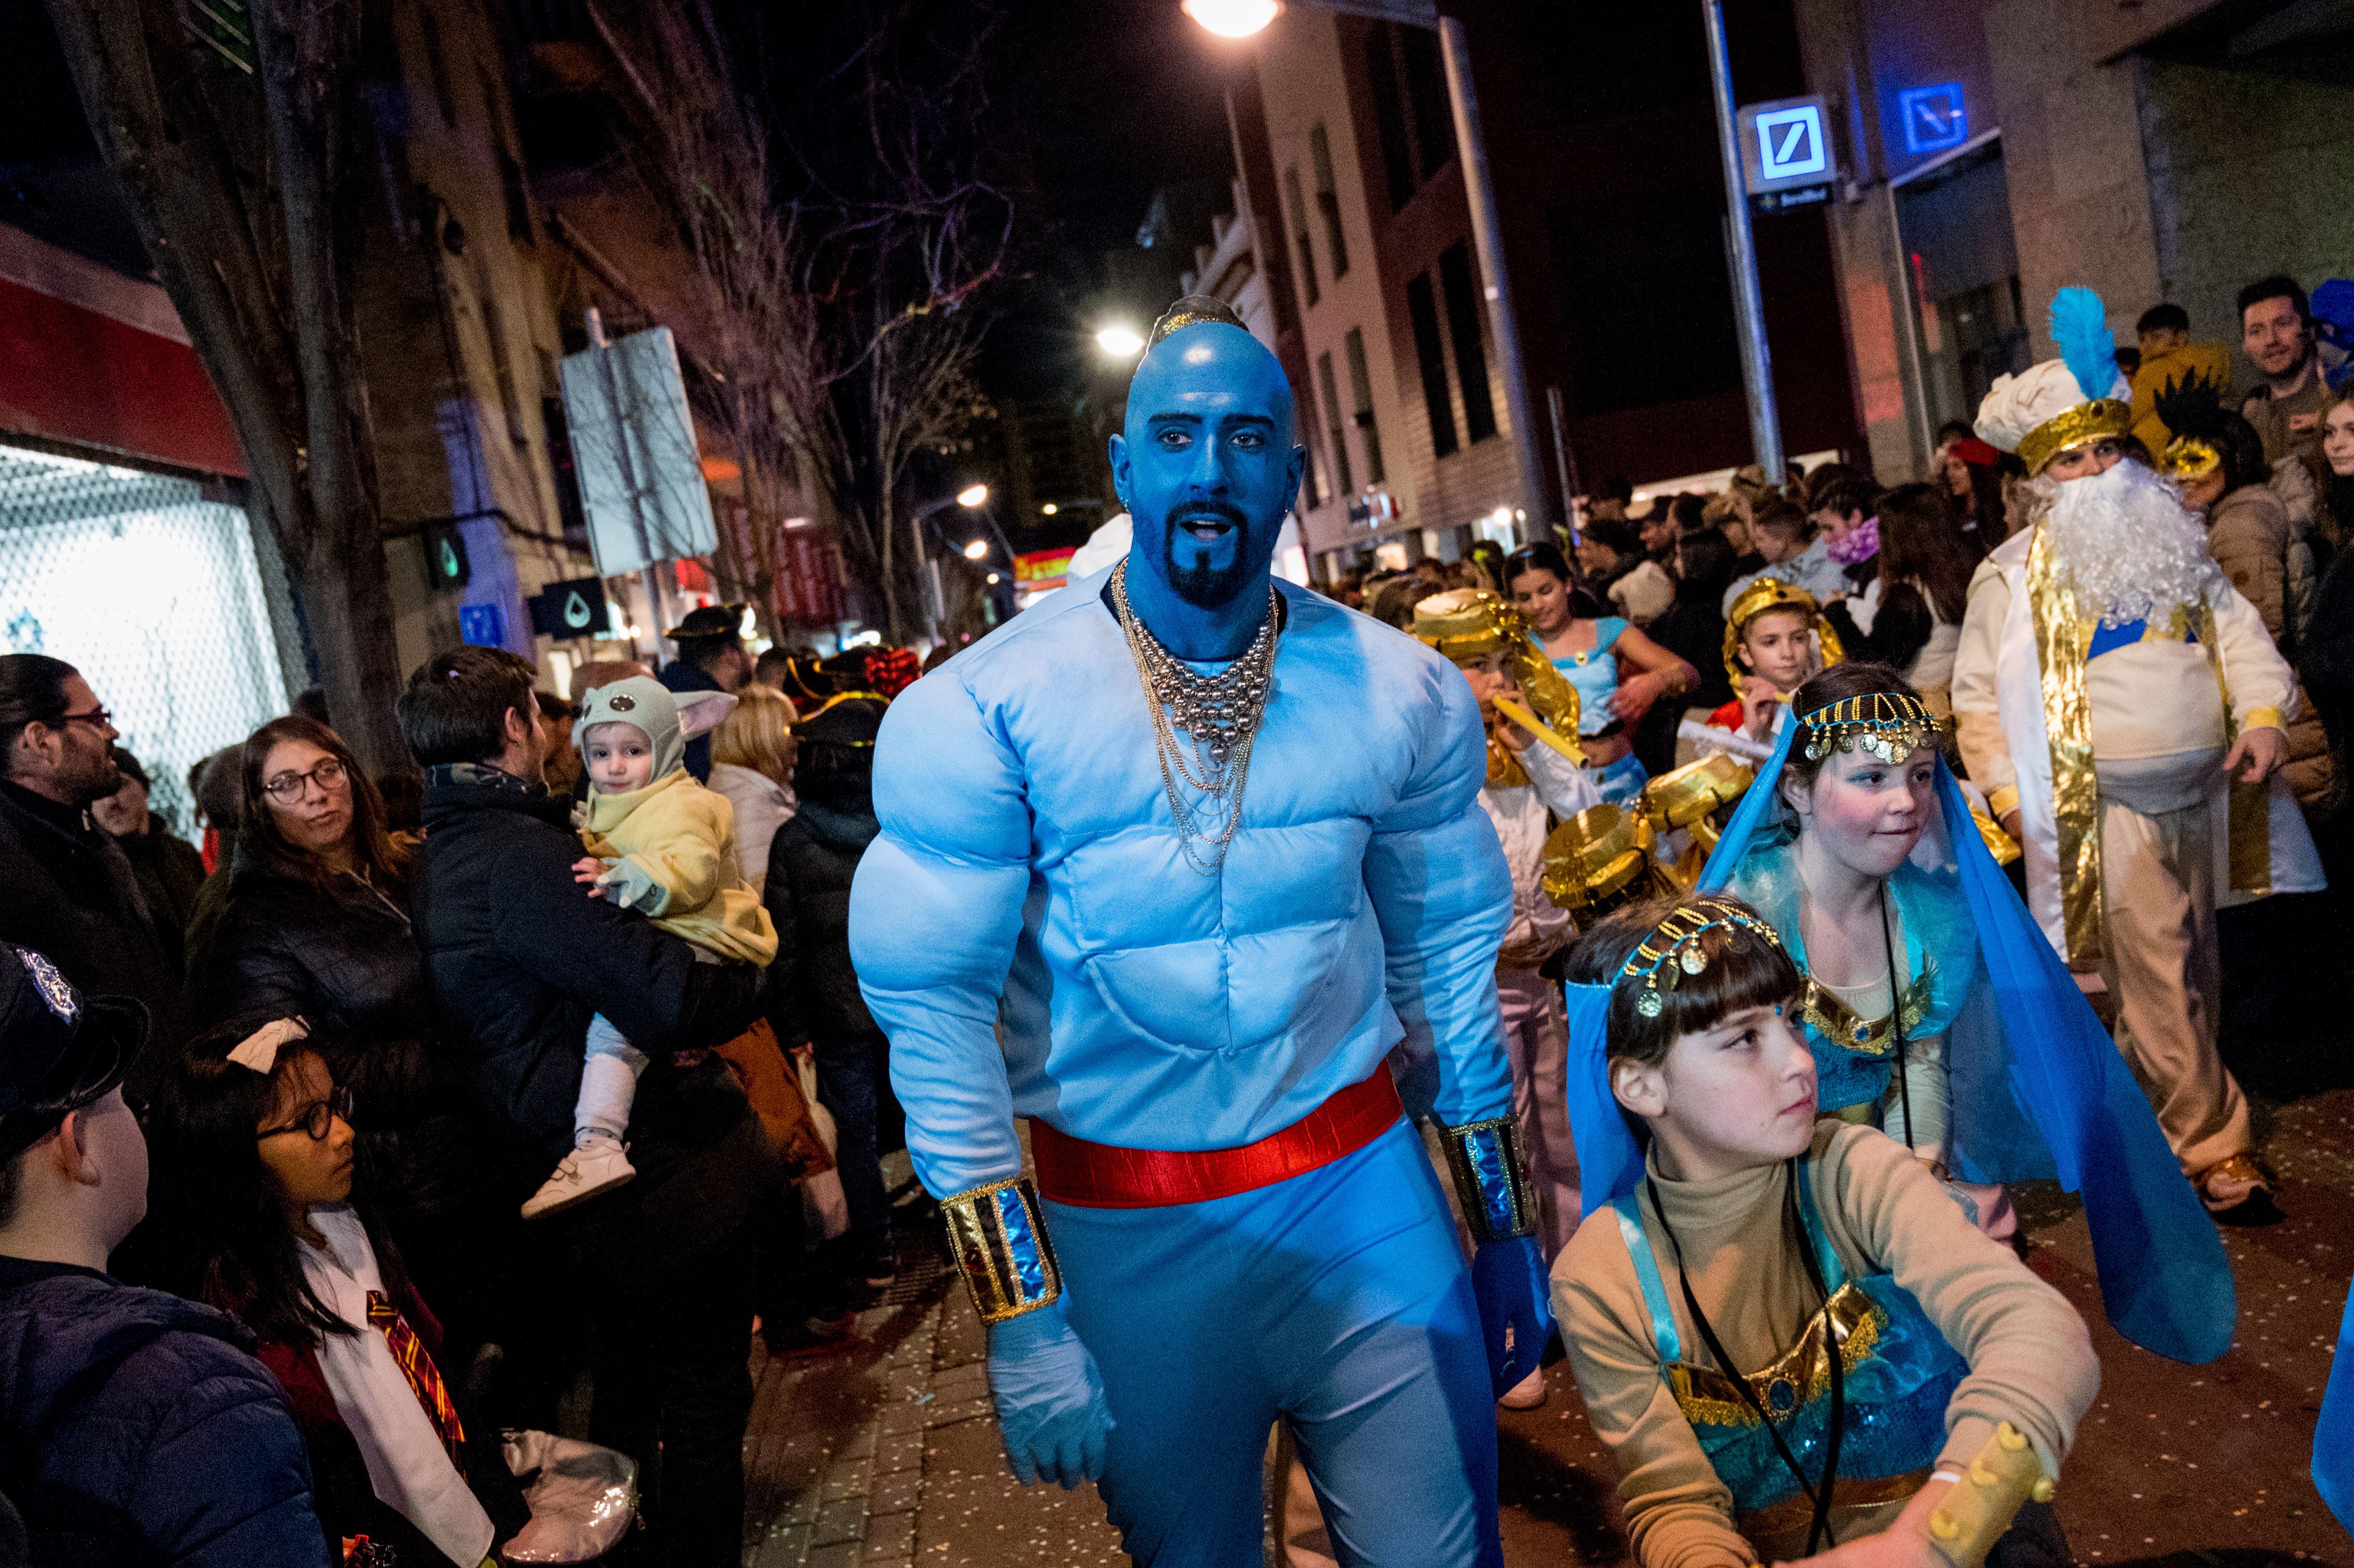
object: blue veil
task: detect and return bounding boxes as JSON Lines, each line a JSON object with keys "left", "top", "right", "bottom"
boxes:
{"left": 2319, "top": 1301, "right": 2354, "bottom": 1527}
{"left": 1558, "top": 711, "right": 2235, "bottom": 1364}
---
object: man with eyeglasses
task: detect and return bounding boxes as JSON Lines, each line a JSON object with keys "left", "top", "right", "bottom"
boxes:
{"left": 0, "top": 655, "right": 182, "bottom": 1103}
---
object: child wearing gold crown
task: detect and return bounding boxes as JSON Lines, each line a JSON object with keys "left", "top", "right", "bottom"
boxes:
{"left": 1551, "top": 891, "right": 2096, "bottom": 1568}
{"left": 1704, "top": 578, "right": 1846, "bottom": 751}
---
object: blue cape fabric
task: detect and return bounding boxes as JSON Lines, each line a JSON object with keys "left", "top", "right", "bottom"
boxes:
{"left": 1562, "top": 714, "right": 2234, "bottom": 1363}
{"left": 2316, "top": 1298, "right": 2354, "bottom": 1526}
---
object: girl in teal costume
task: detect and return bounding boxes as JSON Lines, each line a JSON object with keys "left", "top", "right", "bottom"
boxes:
{"left": 1504, "top": 542, "right": 1697, "bottom": 806}
{"left": 1562, "top": 661, "right": 2237, "bottom": 1367}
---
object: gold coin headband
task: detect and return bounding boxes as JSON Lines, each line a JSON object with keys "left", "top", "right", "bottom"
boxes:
{"left": 1798, "top": 690, "right": 1951, "bottom": 765}
{"left": 1619, "top": 896, "right": 1785, "bottom": 1019}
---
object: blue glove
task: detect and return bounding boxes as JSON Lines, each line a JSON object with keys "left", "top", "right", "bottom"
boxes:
{"left": 986, "top": 1299, "right": 1114, "bottom": 1488}
{"left": 1470, "top": 1234, "right": 1554, "bottom": 1397}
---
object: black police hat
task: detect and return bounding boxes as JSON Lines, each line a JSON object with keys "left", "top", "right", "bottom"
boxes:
{"left": 0, "top": 947, "right": 143, "bottom": 1162}
{"left": 664, "top": 603, "right": 750, "bottom": 642}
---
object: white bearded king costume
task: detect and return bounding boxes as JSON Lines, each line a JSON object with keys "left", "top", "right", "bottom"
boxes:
{"left": 1951, "top": 288, "right": 2323, "bottom": 1201}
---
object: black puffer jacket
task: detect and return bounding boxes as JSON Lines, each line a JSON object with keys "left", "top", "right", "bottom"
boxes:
{"left": 0, "top": 781, "right": 182, "bottom": 1102}
{"left": 411, "top": 765, "right": 772, "bottom": 1266}
{"left": 763, "top": 800, "right": 883, "bottom": 1047}
{"left": 0, "top": 1256, "right": 329, "bottom": 1566}
{"left": 189, "top": 846, "right": 487, "bottom": 1227}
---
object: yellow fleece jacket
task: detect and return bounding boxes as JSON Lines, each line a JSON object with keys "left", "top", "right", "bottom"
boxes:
{"left": 579, "top": 769, "right": 778, "bottom": 966}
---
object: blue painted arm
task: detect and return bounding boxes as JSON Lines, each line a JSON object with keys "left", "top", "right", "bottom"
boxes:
{"left": 1363, "top": 664, "right": 1515, "bottom": 1127}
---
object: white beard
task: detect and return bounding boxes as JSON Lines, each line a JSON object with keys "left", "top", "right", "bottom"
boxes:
{"left": 2032, "top": 459, "right": 2225, "bottom": 628}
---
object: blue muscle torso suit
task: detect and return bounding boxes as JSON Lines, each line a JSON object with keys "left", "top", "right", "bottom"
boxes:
{"left": 851, "top": 571, "right": 1515, "bottom": 1197}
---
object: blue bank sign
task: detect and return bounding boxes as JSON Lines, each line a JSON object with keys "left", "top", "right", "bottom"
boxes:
{"left": 1736, "top": 96, "right": 1832, "bottom": 196}
{"left": 1898, "top": 83, "right": 1968, "bottom": 155}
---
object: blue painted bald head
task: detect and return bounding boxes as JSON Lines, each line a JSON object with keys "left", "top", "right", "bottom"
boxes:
{"left": 1110, "top": 318, "right": 1305, "bottom": 617}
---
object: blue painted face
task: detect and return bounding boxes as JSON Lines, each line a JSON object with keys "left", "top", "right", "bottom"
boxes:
{"left": 1110, "top": 322, "right": 1305, "bottom": 609}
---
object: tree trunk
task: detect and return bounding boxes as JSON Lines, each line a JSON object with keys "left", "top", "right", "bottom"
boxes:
{"left": 44, "top": 0, "right": 411, "bottom": 776}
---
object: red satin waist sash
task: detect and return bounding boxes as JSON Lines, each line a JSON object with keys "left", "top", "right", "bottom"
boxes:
{"left": 1029, "top": 1064, "right": 1403, "bottom": 1209}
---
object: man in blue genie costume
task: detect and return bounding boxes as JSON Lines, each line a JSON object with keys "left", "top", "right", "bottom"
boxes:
{"left": 846, "top": 296, "right": 1546, "bottom": 1565}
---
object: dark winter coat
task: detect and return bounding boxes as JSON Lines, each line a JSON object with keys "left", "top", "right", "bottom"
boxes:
{"left": 660, "top": 659, "right": 725, "bottom": 782}
{"left": 410, "top": 765, "right": 773, "bottom": 1266}
{"left": 0, "top": 1256, "right": 330, "bottom": 1567}
{"left": 763, "top": 800, "right": 884, "bottom": 1048}
{"left": 0, "top": 781, "right": 182, "bottom": 1103}
{"left": 113, "top": 815, "right": 207, "bottom": 959}
{"left": 190, "top": 846, "right": 490, "bottom": 1227}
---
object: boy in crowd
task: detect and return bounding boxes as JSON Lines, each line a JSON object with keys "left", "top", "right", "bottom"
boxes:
{"left": 1720, "top": 500, "right": 1846, "bottom": 615}
{"left": 1703, "top": 579, "right": 1841, "bottom": 747}
{"left": 0, "top": 945, "right": 329, "bottom": 1565}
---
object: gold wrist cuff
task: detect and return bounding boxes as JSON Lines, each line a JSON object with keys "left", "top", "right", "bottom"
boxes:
{"left": 1925, "top": 1422, "right": 2054, "bottom": 1568}
{"left": 2242, "top": 707, "right": 2285, "bottom": 734}
{"left": 940, "top": 1175, "right": 1063, "bottom": 1324}
{"left": 1439, "top": 1115, "right": 1539, "bottom": 1243}
{"left": 1986, "top": 786, "right": 2020, "bottom": 821}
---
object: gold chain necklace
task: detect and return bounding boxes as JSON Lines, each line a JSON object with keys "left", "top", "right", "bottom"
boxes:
{"left": 1110, "top": 558, "right": 1281, "bottom": 872}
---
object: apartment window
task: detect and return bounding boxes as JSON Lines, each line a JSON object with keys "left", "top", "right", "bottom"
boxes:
{"left": 1317, "top": 351, "right": 1354, "bottom": 495}
{"left": 1284, "top": 166, "right": 1320, "bottom": 308}
{"left": 1438, "top": 243, "right": 1497, "bottom": 443}
{"left": 1405, "top": 273, "right": 1458, "bottom": 459}
{"left": 1344, "top": 328, "right": 1384, "bottom": 485}
{"left": 1310, "top": 124, "right": 1350, "bottom": 279}
{"left": 1297, "top": 370, "right": 1333, "bottom": 505}
{"left": 1365, "top": 22, "right": 1453, "bottom": 213}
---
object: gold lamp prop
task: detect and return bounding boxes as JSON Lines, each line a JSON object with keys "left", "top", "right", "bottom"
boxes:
{"left": 1638, "top": 753, "right": 1758, "bottom": 891}
{"left": 1541, "top": 803, "right": 1680, "bottom": 919}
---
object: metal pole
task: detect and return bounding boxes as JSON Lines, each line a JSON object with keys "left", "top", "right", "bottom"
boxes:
{"left": 1702, "top": 0, "right": 1784, "bottom": 479}
{"left": 1435, "top": 16, "right": 1551, "bottom": 527}
{"left": 1546, "top": 385, "right": 1581, "bottom": 543}
{"left": 909, "top": 509, "right": 938, "bottom": 648}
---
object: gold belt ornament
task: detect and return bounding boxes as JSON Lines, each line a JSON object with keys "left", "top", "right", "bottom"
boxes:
{"left": 1799, "top": 968, "right": 1933, "bottom": 1055}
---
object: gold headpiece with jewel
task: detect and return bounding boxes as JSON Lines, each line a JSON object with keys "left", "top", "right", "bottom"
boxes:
{"left": 1721, "top": 577, "right": 1846, "bottom": 690}
{"left": 1619, "top": 896, "right": 1785, "bottom": 1019}
{"left": 1413, "top": 588, "right": 1586, "bottom": 768}
{"left": 2018, "top": 398, "right": 2133, "bottom": 477}
{"left": 1798, "top": 690, "right": 1952, "bottom": 764}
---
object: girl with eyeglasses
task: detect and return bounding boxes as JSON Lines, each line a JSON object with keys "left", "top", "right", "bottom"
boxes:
{"left": 149, "top": 1017, "right": 526, "bottom": 1566}
{"left": 1502, "top": 541, "right": 1699, "bottom": 805}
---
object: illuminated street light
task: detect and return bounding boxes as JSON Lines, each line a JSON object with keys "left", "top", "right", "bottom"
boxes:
{"left": 956, "top": 483, "right": 989, "bottom": 508}
{"left": 1096, "top": 324, "right": 1146, "bottom": 359}
{"left": 1182, "top": 0, "right": 1279, "bottom": 37}
{"left": 1042, "top": 502, "right": 1058, "bottom": 516}
{"left": 962, "top": 539, "right": 990, "bottom": 560}
{"left": 987, "top": 572, "right": 1003, "bottom": 585}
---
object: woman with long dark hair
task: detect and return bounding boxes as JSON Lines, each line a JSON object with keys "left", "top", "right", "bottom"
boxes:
{"left": 189, "top": 715, "right": 509, "bottom": 1382}
{"left": 1821, "top": 484, "right": 1979, "bottom": 716}
{"left": 1504, "top": 540, "right": 1698, "bottom": 805}
{"left": 150, "top": 1017, "right": 522, "bottom": 1565}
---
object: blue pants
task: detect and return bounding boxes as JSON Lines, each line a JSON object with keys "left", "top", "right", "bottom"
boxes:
{"left": 1050, "top": 1118, "right": 1501, "bottom": 1568}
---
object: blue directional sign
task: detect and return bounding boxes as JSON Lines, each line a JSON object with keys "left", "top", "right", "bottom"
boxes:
{"left": 1736, "top": 96, "right": 1833, "bottom": 195}
{"left": 1899, "top": 83, "right": 1968, "bottom": 155}
{"left": 458, "top": 602, "right": 508, "bottom": 650}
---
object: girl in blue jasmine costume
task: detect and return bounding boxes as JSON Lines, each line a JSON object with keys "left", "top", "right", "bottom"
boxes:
{"left": 1551, "top": 894, "right": 2097, "bottom": 1568}
{"left": 1564, "top": 659, "right": 2235, "bottom": 1366}
{"left": 1506, "top": 542, "right": 1699, "bottom": 806}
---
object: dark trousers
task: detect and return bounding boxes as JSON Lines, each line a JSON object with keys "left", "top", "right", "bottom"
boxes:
{"left": 815, "top": 1034, "right": 894, "bottom": 1272}
{"left": 587, "top": 1232, "right": 756, "bottom": 1568}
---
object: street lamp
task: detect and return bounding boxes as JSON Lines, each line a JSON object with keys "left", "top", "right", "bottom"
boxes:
{"left": 962, "top": 538, "right": 990, "bottom": 561}
{"left": 1186, "top": 0, "right": 1551, "bottom": 530}
{"left": 1096, "top": 324, "right": 1146, "bottom": 359}
{"left": 1182, "top": 0, "right": 1280, "bottom": 36}
{"left": 910, "top": 485, "right": 992, "bottom": 646}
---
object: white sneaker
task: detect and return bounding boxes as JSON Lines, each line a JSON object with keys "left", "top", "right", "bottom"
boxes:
{"left": 521, "top": 1141, "right": 636, "bottom": 1220}
{"left": 1497, "top": 1364, "right": 1549, "bottom": 1410}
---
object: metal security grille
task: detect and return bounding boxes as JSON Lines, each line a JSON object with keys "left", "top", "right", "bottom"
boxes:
{"left": 0, "top": 443, "right": 292, "bottom": 839}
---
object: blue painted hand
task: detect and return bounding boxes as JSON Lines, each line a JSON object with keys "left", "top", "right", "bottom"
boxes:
{"left": 985, "top": 1300, "right": 1115, "bottom": 1488}
{"left": 1470, "top": 1234, "right": 1555, "bottom": 1397}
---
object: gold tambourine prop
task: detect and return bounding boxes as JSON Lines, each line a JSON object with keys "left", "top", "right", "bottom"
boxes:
{"left": 1721, "top": 577, "right": 1845, "bottom": 692}
{"left": 1414, "top": 587, "right": 1586, "bottom": 766}
{"left": 1541, "top": 803, "right": 1679, "bottom": 920}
